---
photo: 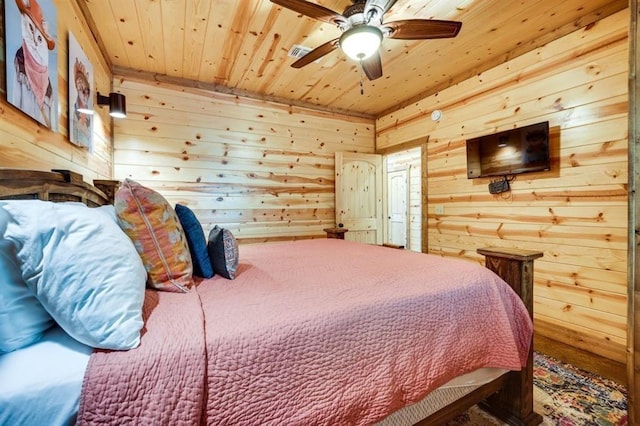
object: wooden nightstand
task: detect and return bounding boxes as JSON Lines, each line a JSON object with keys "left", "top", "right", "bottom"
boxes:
{"left": 323, "top": 227, "right": 348, "bottom": 239}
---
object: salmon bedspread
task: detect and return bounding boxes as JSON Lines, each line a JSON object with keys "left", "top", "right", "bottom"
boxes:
{"left": 78, "top": 239, "right": 532, "bottom": 425}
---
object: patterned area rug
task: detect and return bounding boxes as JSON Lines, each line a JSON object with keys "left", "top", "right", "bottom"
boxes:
{"left": 446, "top": 352, "right": 628, "bottom": 425}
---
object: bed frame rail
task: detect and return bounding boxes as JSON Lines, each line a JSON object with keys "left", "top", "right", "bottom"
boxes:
{"left": 0, "top": 169, "right": 119, "bottom": 206}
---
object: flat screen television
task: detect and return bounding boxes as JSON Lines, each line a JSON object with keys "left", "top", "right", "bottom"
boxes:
{"left": 466, "top": 121, "right": 550, "bottom": 179}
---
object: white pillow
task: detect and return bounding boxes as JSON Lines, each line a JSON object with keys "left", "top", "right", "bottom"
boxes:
{"left": 0, "top": 201, "right": 147, "bottom": 350}
{"left": 0, "top": 207, "right": 54, "bottom": 353}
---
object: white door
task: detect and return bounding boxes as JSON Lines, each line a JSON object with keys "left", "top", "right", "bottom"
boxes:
{"left": 335, "top": 152, "right": 383, "bottom": 244}
{"left": 387, "top": 169, "right": 407, "bottom": 247}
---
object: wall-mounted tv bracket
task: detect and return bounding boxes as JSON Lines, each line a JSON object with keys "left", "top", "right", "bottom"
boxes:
{"left": 488, "top": 175, "right": 512, "bottom": 194}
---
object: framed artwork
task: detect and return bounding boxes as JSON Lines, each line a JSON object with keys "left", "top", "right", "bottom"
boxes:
{"left": 4, "top": 0, "right": 58, "bottom": 130}
{"left": 68, "top": 32, "right": 93, "bottom": 149}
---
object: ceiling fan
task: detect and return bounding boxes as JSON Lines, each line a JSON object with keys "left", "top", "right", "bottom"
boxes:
{"left": 270, "top": 0, "right": 462, "bottom": 81}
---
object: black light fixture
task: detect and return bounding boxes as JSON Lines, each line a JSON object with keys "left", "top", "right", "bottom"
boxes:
{"left": 97, "top": 92, "right": 126, "bottom": 118}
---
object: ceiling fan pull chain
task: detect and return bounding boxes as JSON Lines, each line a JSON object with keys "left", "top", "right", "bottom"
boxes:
{"left": 359, "top": 59, "right": 365, "bottom": 95}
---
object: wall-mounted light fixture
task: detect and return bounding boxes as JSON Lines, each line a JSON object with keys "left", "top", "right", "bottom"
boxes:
{"left": 97, "top": 92, "right": 127, "bottom": 118}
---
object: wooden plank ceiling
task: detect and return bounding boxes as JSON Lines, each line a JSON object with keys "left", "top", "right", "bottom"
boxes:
{"left": 78, "top": 0, "right": 627, "bottom": 118}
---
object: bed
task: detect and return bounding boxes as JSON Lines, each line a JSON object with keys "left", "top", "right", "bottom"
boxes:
{"left": 0, "top": 168, "right": 543, "bottom": 426}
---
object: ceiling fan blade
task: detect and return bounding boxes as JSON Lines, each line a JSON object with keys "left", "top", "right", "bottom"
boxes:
{"left": 361, "top": 51, "right": 383, "bottom": 80}
{"left": 270, "top": 0, "right": 345, "bottom": 25}
{"left": 291, "top": 38, "right": 340, "bottom": 68}
{"left": 384, "top": 19, "right": 462, "bottom": 40}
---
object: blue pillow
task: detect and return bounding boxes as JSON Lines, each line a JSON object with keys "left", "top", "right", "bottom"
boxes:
{"left": 207, "top": 225, "right": 239, "bottom": 279}
{"left": 175, "top": 204, "right": 214, "bottom": 279}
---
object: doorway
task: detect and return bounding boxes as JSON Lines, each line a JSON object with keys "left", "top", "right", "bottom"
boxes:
{"left": 387, "top": 169, "right": 408, "bottom": 247}
{"left": 385, "top": 147, "right": 421, "bottom": 252}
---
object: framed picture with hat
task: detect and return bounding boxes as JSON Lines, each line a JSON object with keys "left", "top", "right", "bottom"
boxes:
{"left": 5, "top": 0, "right": 58, "bottom": 130}
{"left": 68, "top": 32, "right": 93, "bottom": 150}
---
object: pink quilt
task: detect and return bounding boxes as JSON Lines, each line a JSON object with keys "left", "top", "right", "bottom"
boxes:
{"left": 78, "top": 239, "right": 532, "bottom": 425}
{"left": 77, "top": 289, "right": 206, "bottom": 424}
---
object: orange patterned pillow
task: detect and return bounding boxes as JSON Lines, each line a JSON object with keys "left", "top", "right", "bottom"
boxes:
{"left": 114, "top": 179, "right": 193, "bottom": 292}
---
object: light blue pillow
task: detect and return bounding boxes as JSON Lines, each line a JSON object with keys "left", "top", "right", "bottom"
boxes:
{"left": 0, "top": 201, "right": 147, "bottom": 350}
{"left": 0, "top": 208, "right": 54, "bottom": 353}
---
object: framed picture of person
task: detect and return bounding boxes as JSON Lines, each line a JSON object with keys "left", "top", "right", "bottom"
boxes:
{"left": 68, "top": 32, "right": 93, "bottom": 149}
{"left": 4, "top": 0, "right": 58, "bottom": 130}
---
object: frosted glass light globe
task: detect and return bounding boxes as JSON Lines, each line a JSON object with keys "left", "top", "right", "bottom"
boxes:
{"left": 339, "top": 26, "right": 383, "bottom": 61}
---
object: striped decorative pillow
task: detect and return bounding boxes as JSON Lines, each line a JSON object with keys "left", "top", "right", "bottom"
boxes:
{"left": 207, "top": 225, "right": 239, "bottom": 279}
{"left": 115, "top": 179, "right": 193, "bottom": 292}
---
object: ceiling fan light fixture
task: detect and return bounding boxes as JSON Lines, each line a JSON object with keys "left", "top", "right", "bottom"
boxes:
{"left": 339, "top": 25, "right": 383, "bottom": 61}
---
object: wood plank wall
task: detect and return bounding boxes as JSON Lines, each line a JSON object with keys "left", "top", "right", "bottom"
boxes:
{"left": 0, "top": 0, "right": 112, "bottom": 180}
{"left": 376, "top": 9, "right": 629, "bottom": 380}
{"left": 112, "top": 78, "right": 375, "bottom": 243}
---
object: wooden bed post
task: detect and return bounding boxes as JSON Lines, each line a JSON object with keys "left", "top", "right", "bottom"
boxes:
{"left": 93, "top": 179, "right": 121, "bottom": 204}
{"left": 417, "top": 247, "right": 543, "bottom": 426}
{"left": 477, "top": 247, "right": 543, "bottom": 426}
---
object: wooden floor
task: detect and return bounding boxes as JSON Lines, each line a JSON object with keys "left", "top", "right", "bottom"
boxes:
{"left": 534, "top": 333, "right": 626, "bottom": 386}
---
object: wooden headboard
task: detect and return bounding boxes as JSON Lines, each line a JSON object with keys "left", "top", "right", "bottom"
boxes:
{"left": 0, "top": 169, "right": 119, "bottom": 206}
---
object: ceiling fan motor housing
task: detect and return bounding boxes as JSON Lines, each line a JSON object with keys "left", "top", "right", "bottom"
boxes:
{"left": 342, "top": 0, "right": 383, "bottom": 27}
{"left": 341, "top": 4, "right": 366, "bottom": 29}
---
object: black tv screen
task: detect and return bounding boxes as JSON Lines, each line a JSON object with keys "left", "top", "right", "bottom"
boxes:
{"left": 466, "top": 121, "right": 550, "bottom": 179}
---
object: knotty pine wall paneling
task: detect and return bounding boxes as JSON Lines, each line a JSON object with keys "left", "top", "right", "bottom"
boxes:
{"left": 0, "top": 0, "right": 113, "bottom": 180}
{"left": 112, "top": 78, "right": 375, "bottom": 243}
{"left": 376, "top": 9, "right": 629, "bottom": 381}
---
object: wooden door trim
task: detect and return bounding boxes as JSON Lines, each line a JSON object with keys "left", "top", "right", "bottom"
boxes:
{"left": 628, "top": 0, "right": 638, "bottom": 422}
{"left": 421, "top": 142, "right": 428, "bottom": 254}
